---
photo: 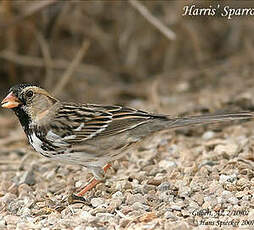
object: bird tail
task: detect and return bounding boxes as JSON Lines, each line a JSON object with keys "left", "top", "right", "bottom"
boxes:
{"left": 166, "top": 111, "right": 254, "bottom": 129}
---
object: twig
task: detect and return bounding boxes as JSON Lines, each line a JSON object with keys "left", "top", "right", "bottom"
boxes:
{"left": 0, "top": 161, "right": 21, "bottom": 165}
{"left": 0, "top": 0, "right": 59, "bottom": 29}
{"left": 23, "top": 0, "right": 58, "bottom": 18}
{"left": 0, "top": 50, "right": 109, "bottom": 77}
{"left": 53, "top": 40, "right": 90, "bottom": 96}
{"left": 128, "top": 0, "right": 176, "bottom": 40}
{"left": 35, "top": 31, "right": 54, "bottom": 88}
{"left": 150, "top": 79, "right": 162, "bottom": 112}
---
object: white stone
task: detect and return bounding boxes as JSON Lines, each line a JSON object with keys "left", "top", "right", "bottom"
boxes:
{"left": 219, "top": 174, "right": 237, "bottom": 184}
{"left": 228, "top": 197, "right": 238, "bottom": 205}
{"left": 112, "top": 191, "right": 123, "bottom": 198}
{"left": 202, "top": 131, "right": 215, "bottom": 140}
{"left": 91, "top": 198, "right": 105, "bottom": 208}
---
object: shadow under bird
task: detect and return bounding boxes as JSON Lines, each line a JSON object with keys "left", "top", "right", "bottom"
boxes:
{"left": 1, "top": 83, "right": 254, "bottom": 197}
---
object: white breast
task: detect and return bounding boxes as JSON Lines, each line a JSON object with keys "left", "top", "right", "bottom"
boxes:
{"left": 28, "top": 132, "right": 50, "bottom": 157}
{"left": 46, "top": 130, "right": 72, "bottom": 146}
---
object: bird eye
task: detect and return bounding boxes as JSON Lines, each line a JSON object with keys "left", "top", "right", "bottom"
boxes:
{"left": 25, "top": 90, "right": 34, "bottom": 98}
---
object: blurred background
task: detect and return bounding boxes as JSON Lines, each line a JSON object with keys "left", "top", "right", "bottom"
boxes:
{"left": 1, "top": 0, "right": 254, "bottom": 116}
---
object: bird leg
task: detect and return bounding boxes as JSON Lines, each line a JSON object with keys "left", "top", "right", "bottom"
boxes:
{"left": 76, "top": 163, "right": 111, "bottom": 197}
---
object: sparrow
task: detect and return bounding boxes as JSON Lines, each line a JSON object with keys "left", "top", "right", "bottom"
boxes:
{"left": 1, "top": 83, "right": 254, "bottom": 197}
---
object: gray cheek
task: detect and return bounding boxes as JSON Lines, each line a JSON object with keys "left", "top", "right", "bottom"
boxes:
{"left": 32, "top": 97, "right": 49, "bottom": 110}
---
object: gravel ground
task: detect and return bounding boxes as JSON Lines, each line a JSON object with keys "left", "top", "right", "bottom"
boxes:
{"left": 1, "top": 78, "right": 254, "bottom": 230}
{"left": 1, "top": 118, "right": 254, "bottom": 229}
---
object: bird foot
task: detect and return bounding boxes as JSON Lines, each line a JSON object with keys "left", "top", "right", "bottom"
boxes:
{"left": 75, "top": 163, "right": 112, "bottom": 197}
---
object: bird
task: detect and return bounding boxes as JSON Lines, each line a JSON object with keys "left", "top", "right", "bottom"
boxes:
{"left": 1, "top": 83, "right": 254, "bottom": 197}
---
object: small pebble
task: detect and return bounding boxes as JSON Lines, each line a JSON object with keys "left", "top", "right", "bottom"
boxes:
{"left": 0, "top": 219, "right": 6, "bottom": 227}
{"left": 107, "top": 198, "right": 122, "bottom": 212}
{"left": 214, "top": 143, "right": 239, "bottom": 156}
{"left": 167, "top": 144, "right": 178, "bottom": 154}
{"left": 73, "top": 226, "right": 85, "bottom": 230}
{"left": 221, "top": 190, "right": 233, "bottom": 200}
{"left": 202, "top": 131, "right": 215, "bottom": 140}
{"left": 16, "top": 222, "right": 37, "bottom": 230}
{"left": 157, "top": 182, "right": 171, "bottom": 191}
{"left": 4, "top": 215, "right": 19, "bottom": 226}
{"left": 142, "top": 184, "right": 156, "bottom": 193}
{"left": 170, "top": 204, "right": 182, "bottom": 211}
{"left": 158, "top": 192, "right": 174, "bottom": 202}
{"left": 19, "top": 170, "right": 36, "bottom": 186}
{"left": 95, "top": 213, "right": 115, "bottom": 222}
{"left": 228, "top": 196, "right": 238, "bottom": 205}
{"left": 131, "top": 202, "right": 150, "bottom": 211}
{"left": 248, "top": 210, "right": 254, "bottom": 219}
{"left": 0, "top": 193, "right": 17, "bottom": 204}
{"left": 80, "top": 211, "right": 95, "bottom": 222}
{"left": 112, "top": 191, "right": 123, "bottom": 198}
{"left": 164, "top": 211, "right": 176, "bottom": 219}
{"left": 219, "top": 174, "right": 237, "bottom": 184}
{"left": 147, "top": 179, "right": 162, "bottom": 186}
{"left": 192, "top": 193, "right": 204, "bottom": 206}
{"left": 159, "top": 160, "right": 177, "bottom": 170}
{"left": 75, "top": 181, "right": 83, "bottom": 188}
{"left": 0, "top": 181, "right": 13, "bottom": 193}
{"left": 126, "top": 193, "right": 146, "bottom": 205}
{"left": 84, "top": 227, "right": 96, "bottom": 230}
{"left": 91, "top": 198, "right": 105, "bottom": 208}
{"left": 18, "top": 183, "right": 33, "bottom": 198}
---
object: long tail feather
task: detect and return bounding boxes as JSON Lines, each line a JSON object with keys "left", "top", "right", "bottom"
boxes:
{"left": 167, "top": 112, "right": 254, "bottom": 129}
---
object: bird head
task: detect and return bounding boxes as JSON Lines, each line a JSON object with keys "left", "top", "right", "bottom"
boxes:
{"left": 1, "top": 84, "right": 58, "bottom": 127}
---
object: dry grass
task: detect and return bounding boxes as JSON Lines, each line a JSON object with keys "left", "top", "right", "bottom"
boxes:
{"left": 0, "top": 1, "right": 253, "bottom": 105}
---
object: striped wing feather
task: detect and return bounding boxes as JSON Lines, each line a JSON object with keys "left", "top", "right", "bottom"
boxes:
{"left": 50, "top": 103, "right": 164, "bottom": 143}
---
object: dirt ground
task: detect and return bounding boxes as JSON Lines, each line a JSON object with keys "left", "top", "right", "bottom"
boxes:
{"left": 1, "top": 1, "right": 254, "bottom": 230}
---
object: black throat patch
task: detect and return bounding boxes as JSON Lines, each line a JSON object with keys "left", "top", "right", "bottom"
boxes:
{"left": 13, "top": 106, "right": 31, "bottom": 136}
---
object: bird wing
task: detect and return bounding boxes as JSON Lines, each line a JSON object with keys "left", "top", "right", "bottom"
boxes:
{"left": 49, "top": 103, "right": 166, "bottom": 144}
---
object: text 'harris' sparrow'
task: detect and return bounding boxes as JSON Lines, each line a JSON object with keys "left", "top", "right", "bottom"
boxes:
{"left": 1, "top": 83, "right": 254, "bottom": 197}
